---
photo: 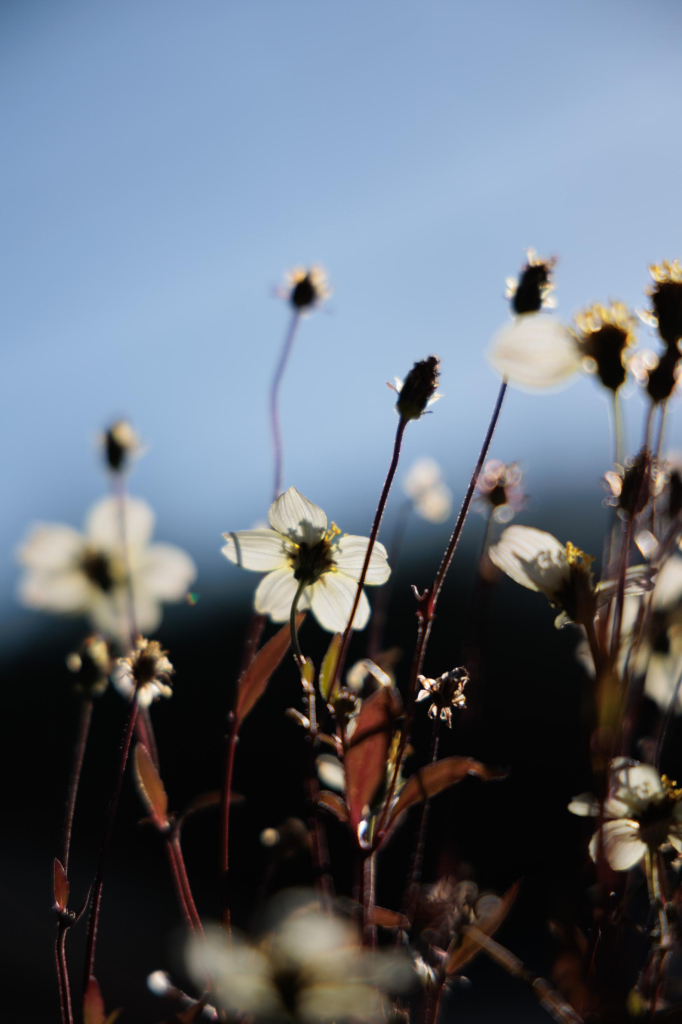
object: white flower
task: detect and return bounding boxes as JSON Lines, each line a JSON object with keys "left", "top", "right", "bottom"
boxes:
{"left": 403, "top": 458, "right": 452, "bottom": 523}
{"left": 112, "top": 636, "right": 174, "bottom": 707}
{"left": 185, "top": 904, "right": 413, "bottom": 1022}
{"left": 569, "top": 760, "right": 682, "bottom": 871}
{"left": 17, "top": 496, "right": 196, "bottom": 644}
{"left": 487, "top": 315, "right": 581, "bottom": 391}
{"left": 222, "top": 487, "right": 390, "bottom": 633}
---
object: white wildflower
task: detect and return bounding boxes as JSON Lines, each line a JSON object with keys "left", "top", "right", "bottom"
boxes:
{"left": 403, "top": 458, "right": 452, "bottom": 523}
{"left": 112, "top": 636, "right": 174, "bottom": 707}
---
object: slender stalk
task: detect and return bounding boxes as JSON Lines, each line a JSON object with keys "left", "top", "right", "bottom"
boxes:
{"left": 113, "top": 476, "right": 138, "bottom": 646}
{"left": 56, "top": 920, "right": 74, "bottom": 1024}
{"left": 166, "top": 838, "right": 195, "bottom": 935}
{"left": 290, "top": 580, "right": 308, "bottom": 670}
{"left": 333, "top": 417, "right": 409, "bottom": 692}
{"left": 220, "top": 711, "right": 239, "bottom": 930}
{"left": 403, "top": 718, "right": 441, "bottom": 920}
{"left": 61, "top": 697, "right": 93, "bottom": 874}
{"left": 612, "top": 391, "right": 625, "bottom": 468}
{"left": 361, "top": 851, "right": 377, "bottom": 948}
{"left": 270, "top": 308, "right": 302, "bottom": 503}
{"left": 82, "top": 698, "right": 139, "bottom": 993}
{"left": 376, "top": 380, "right": 508, "bottom": 842}
{"left": 367, "top": 498, "right": 412, "bottom": 661}
{"left": 170, "top": 834, "right": 205, "bottom": 938}
{"left": 644, "top": 847, "right": 672, "bottom": 1017}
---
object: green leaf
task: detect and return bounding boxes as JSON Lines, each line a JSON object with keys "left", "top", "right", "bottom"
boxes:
{"left": 235, "top": 615, "right": 304, "bottom": 724}
{"left": 319, "top": 633, "right": 342, "bottom": 701}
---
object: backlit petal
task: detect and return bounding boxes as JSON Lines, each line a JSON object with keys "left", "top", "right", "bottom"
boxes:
{"left": 18, "top": 523, "right": 84, "bottom": 571}
{"left": 488, "top": 315, "right": 580, "bottom": 391}
{"left": 222, "top": 529, "right": 290, "bottom": 572}
{"left": 85, "top": 496, "right": 155, "bottom": 551}
{"left": 333, "top": 537, "right": 390, "bottom": 584}
{"left": 268, "top": 487, "right": 327, "bottom": 545}
{"left": 591, "top": 819, "right": 646, "bottom": 871}
{"left": 488, "top": 525, "right": 568, "bottom": 597}
{"left": 142, "top": 543, "right": 197, "bottom": 600}
{"left": 18, "top": 569, "right": 90, "bottom": 613}
{"left": 254, "top": 567, "right": 310, "bottom": 622}
{"left": 310, "top": 573, "right": 370, "bottom": 632}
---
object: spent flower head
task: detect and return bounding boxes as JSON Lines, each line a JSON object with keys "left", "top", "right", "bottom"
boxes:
{"left": 603, "top": 448, "right": 657, "bottom": 520}
{"left": 475, "top": 459, "right": 525, "bottom": 523}
{"left": 506, "top": 250, "right": 556, "bottom": 315}
{"left": 403, "top": 458, "right": 452, "bottom": 523}
{"left": 222, "top": 487, "right": 390, "bottom": 633}
{"left": 569, "top": 760, "right": 682, "bottom": 870}
{"left": 642, "top": 260, "right": 682, "bottom": 348}
{"left": 17, "top": 496, "right": 197, "bottom": 645}
{"left": 66, "top": 634, "right": 112, "bottom": 697}
{"left": 416, "top": 667, "right": 468, "bottom": 727}
{"left": 101, "top": 419, "right": 142, "bottom": 474}
{"left": 112, "top": 636, "right": 174, "bottom": 707}
{"left": 284, "top": 266, "right": 331, "bottom": 312}
{"left": 390, "top": 357, "right": 441, "bottom": 422}
{"left": 571, "top": 302, "right": 637, "bottom": 393}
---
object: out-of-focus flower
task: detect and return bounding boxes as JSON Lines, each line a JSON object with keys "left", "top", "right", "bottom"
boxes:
{"left": 185, "top": 901, "right": 414, "bottom": 1022}
{"left": 222, "top": 487, "right": 390, "bottom": 633}
{"left": 475, "top": 460, "right": 525, "bottom": 524}
{"left": 17, "top": 497, "right": 197, "bottom": 644}
{"left": 506, "top": 250, "right": 556, "bottom": 315}
{"left": 101, "top": 419, "right": 142, "bottom": 474}
{"left": 66, "top": 635, "right": 112, "bottom": 697}
{"left": 317, "top": 754, "right": 346, "bottom": 792}
{"left": 641, "top": 260, "right": 682, "bottom": 348}
{"left": 416, "top": 668, "right": 468, "bottom": 728}
{"left": 403, "top": 458, "right": 452, "bottom": 523}
{"left": 571, "top": 302, "right": 637, "bottom": 393}
{"left": 660, "top": 454, "right": 682, "bottom": 520}
{"left": 346, "top": 657, "right": 395, "bottom": 692}
{"left": 488, "top": 525, "right": 595, "bottom": 627}
{"left": 569, "top": 760, "right": 682, "bottom": 871}
{"left": 284, "top": 266, "right": 331, "bottom": 312}
{"left": 411, "top": 877, "right": 502, "bottom": 952}
{"left": 389, "top": 357, "right": 442, "bottom": 422}
{"left": 603, "top": 449, "right": 657, "bottom": 521}
{"left": 112, "top": 637, "right": 174, "bottom": 707}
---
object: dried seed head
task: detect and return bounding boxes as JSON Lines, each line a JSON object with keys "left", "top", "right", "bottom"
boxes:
{"left": 645, "top": 260, "right": 682, "bottom": 348}
{"left": 416, "top": 667, "right": 468, "bottom": 728}
{"left": 572, "top": 302, "right": 637, "bottom": 393}
{"left": 604, "top": 448, "right": 653, "bottom": 521}
{"left": 66, "top": 635, "right": 112, "bottom": 696}
{"left": 646, "top": 348, "right": 682, "bottom": 405}
{"left": 395, "top": 356, "right": 441, "bottom": 422}
{"left": 507, "top": 250, "right": 556, "bottom": 315}
{"left": 112, "top": 637, "right": 174, "bottom": 706}
{"left": 285, "top": 266, "right": 330, "bottom": 311}
{"left": 102, "top": 420, "right": 141, "bottom": 473}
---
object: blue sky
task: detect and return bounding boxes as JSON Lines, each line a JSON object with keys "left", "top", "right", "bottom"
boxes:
{"left": 3, "top": 0, "right": 682, "bottom": 648}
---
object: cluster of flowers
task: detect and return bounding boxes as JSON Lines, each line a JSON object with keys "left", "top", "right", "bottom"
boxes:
{"left": 27, "top": 255, "right": 682, "bottom": 1024}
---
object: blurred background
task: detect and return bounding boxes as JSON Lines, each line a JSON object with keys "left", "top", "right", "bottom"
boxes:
{"left": 4, "top": 1, "right": 682, "bottom": 1021}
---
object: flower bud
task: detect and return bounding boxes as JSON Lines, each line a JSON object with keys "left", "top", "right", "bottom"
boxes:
{"left": 395, "top": 356, "right": 441, "bottom": 422}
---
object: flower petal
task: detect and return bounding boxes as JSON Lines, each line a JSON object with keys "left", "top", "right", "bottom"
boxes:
{"left": 268, "top": 487, "right": 327, "bottom": 545}
{"left": 90, "top": 590, "right": 134, "bottom": 642}
{"left": 568, "top": 793, "right": 599, "bottom": 817}
{"left": 590, "top": 819, "right": 646, "bottom": 871}
{"left": 254, "top": 567, "right": 310, "bottom": 622}
{"left": 333, "top": 537, "right": 390, "bottom": 585}
{"left": 310, "top": 573, "right": 370, "bottom": 632}
{"left": 85, "top": 496, "right": 155, "bottom": 551}
{"left": 222, "top": 529, "right": 290, "bottom": 572}
{"left": 404, "top": 458, "right": 441, "bottom": 497}
{"left": 18, "top": 569, "right": 90, "bottom": 613}
{"left": 414, "top": 484, "right": 452, "bottom": 524}
{"left": 488, "top": 525, "right": 568, "bottom": 597}
{"left": 140, "top": 543, "right": 197, "bottom": 599}
{"left": 17, "top": 523, "right": 84, "bottom": 571}
{"left": 488, "top": 315, "right": 581, "bottom": 391}
{"left": 644, "top": 653, "right": 682, "bottom": 715}
{"left": 653, "top": 555, "right": 682, "bottom": 610}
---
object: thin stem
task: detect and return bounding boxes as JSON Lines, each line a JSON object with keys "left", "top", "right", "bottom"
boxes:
{"left": 612, "top": 391, "right": 625, "bottom": 468}
{"left": 113, "top": 475, "right": 138, "bottom": 646}
{"left": 290, "top": 579, "right": 308, "bottom": 670}
{"left": 56, "top": 920, "right": 74, "bottom": 1024}
{"left": 171, "top": 834, "right": 205, "bottom": 938}
{"left": 61, "top": 697, "right": 93, "bottom": 874}
{"left": 220, "top": 711, "right": 239, "bottom": 930}
{"left": 376, "top": 380, "right": 508, "bottom": 842}
{"left": 404, "top": 718, "right": 440, "bottom": 920}
{"left": 82, "top": 698, "right": 139, "bottom": 993}
{"left": 366, "top": 498, "right": 412, "bottom": 661}
{"left": 333, "top": 417, "right": 409, "bottom": 693}
{"left": 361, "top": 852, "right": 376, "bottom": 948}
{"left": 270, "top": 308, "right": 302, "bottom": 503}
{"left": 165, "top": 837, "right": 195, "bottom": 935}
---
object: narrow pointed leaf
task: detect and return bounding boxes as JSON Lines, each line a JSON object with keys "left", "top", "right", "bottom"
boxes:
{"left": 388, "top": 756, "right": 505, "bottom": 827}
{"left": 370, "top": 906, "right": 410, "bottom": 929}
{"left": 318, "top": 791, "right": 350, "bottom": 822}
{"left": 235, "top": 615, "right": 304, "bottom": 723}
{"left": 83, "top": 978, "right": 106, "bottom": 1024}
{"left": 54, "top": 858, "right": 69, "bottom": 911}
{"left": 134, "top": 743, "right": 169, "bottom": 829}
{"left": 320, "top": 633, "right": 342, "bottom": 701}
{"left": 445, "top": 881, "right": 520, "bottom": 975}
{"left": 344, "top": 686, "right": 402, "bottom": 835}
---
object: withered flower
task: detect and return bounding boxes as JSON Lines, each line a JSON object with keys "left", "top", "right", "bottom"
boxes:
{"left": 506, "top": 250, "right": 556, "bottom": 315}
{"left": 284, "top": 266, "right": 331, "bottom": 311}
{"left": 416, "top": 667, "right": 468, "bottom": 728}
{"left": 66, "top": 634, "right": 112, "bottom": 696}
{"left": 603, "top": 448, "right": 655, "bottom": 520}
{"left": 391, "top": 357, "right": 441, "bottom": 422}
{"left": 475, "top": 459, "right": 525, "bottom": 523}
{"left": 572, "top": 302, "right": 637, "bottom": 392}
{"left": 643, "top": 260, "right": 682, "bottom": 348}
{"left": 112, "top": 636, "right": 174, "bottom": 706}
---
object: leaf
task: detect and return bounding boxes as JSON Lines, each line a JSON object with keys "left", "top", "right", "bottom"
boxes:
{"left": 344, "top": 686, "right": 402, "bottom": 835}
{"left": 445, "top": 881, "right": 520, "bottom": 975}
{"left": 235, "top": 615, "right": 304, "bottom": 724}
{"left": 370, "top": 906, "right": 410, "bottom": 929}
{"left": 318, "top": 791, "right": 349, "bottom": 822}
{"left": 83, "top": 979, "right": 123, "bottom": 1024}
{"left": 388, "top": 757, "right": 506, "bottom": 826}
{"left": 134, "top": 743, "right": 169, "bottom": 829}
{"left": 54, "top": 858, "right": 69, "bottom": 912}
{"left": 320, "top": 633, "right": 342, "bottom": 701}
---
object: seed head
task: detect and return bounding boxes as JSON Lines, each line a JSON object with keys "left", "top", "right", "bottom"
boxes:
{"left": 394, "top": 356, "right": 441, "bottom": 422}
{"left": 102, "top": 420, "right": 141, "bottom": 473}
{"left": 285, "top": 266, "right": 330, "bottom": 311}
{"left": 506, "top": 250, "right": 556, "bottom": 315}
{"left": 572, "top": 302, "right": 637, "bottom": 393}
{"left": 645, "top": 260, "right": 682, "bottom": 348}
{"left": 416, "top": 667, "right": 468, "bottom": 728}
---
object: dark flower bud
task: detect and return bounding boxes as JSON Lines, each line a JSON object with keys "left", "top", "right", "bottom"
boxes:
{"left": 103, "top": 420, "right": 140, "bottom": 473}
{"left": 647, "top": 261, "right": 682, "bottom": 348}
{"left": 573, "top": 303, "right": 636, "bottom": 393}
{"left": 507, "top": 251, "right": 556, "bottom": 315}
{"left": 395, "top": 356, "right": 441, "bottom": 422}
{"left": 646, "top": 348, "right": 680, "bottom": 405}
{"left": 616, "top": 449, "right": 652, "bottom": 520}
{"left": 66, "top": 635, "right": 112, "bottom": 697}
{"left": 285, "top": 266, "right": 330, "bottom": 311}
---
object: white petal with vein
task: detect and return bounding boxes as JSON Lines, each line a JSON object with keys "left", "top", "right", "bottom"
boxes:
{"left": 269, "top": 487, "right": 327, "bottom": 545}
{"left": 488, "top": 315, "right": 580, "bottom": 391}
{"left": 310, "top": 572, "right": 370, "bottom": 632}
{"left": 254, "top": 567, "right": 310, "bottom": 621}
{"left": 333, "top": 537, "right": 390, "bottom": 584}
{"left": 222, "top": 529, "right": 289, "bottom": 572}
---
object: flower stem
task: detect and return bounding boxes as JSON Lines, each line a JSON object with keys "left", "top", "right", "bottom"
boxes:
{"left": 361, "top": 851, "right": 377, "bottom": 948}
{"left": 55, "top": 919, "right": 74, "bottom": 1024}
{"left": 270, "top": 308, "right": 302, "bottom": 504}
{"left": 403, "top": 717, "right": 441, "bottom": 921}
{"left": 290, "top": 579, "right": 308, "bottom": 670}
{"left": 333, "top": 416, "right": 409, "bottom": 691}
{"left": 82, "top": 697, "right": 139, "bottom": 995}
{"left": 220, "top": 710, "right": 239, "bottom": 930}
{"left": 170, "top": 833, "right": 205, "bottom": 938}
{"left": 61, "top": 697, "right": 93, "bottom": 874}
{"left": 366, "top": 498, "right": 412, "bottom": 661}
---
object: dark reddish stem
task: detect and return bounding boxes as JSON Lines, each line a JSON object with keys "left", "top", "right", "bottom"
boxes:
{"left": 170, "top": 833, "right": 205, "bottom": 938}
{"left": 82, "top": 698, "right": 139, "bottom": 994}
{"left": 333, "top": 417, "right": 409, "bottom": 692}
{"left": 61, "top": 697, "right": 93, "bottom": 874}
{"left": 270, "top": 308, "right": 302, "bottom": 503}
{"left": 56, "top": 920, "right": 74, "bottom": 1024}
{"left": 404, "top": 717, "right": 441, "bottom": 920}
{"left": 220, "top": 711, "right": 239, "bottom": 929}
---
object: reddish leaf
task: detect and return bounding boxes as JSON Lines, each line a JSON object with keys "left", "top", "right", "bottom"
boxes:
{"left": 83, "top": 979, "right": 122, "bottom": 1024}
{"left": 344, "top": 686, "right": 402, "bottom": 835}
{"left": 389, "top": 757, "right": 505, "bottom": 826}
{"left": 370, "top": 906, "right": 410, "bottom": 929}
{"left": 445, "top": 881, "right": 520, "bottom": 975}
{"left": 318, "top": 791, "right": 349, "bottom": 822}
{"left": 134, "top": 743, "right": 169, "bottom": 830}
{"left": 320, "top": 633, "right": 342, "bottom": 701}
{"left": 235, "top": 615, "right": 304, "bottom": 723}
{"left": 54, "top": 858, "right": 69, "bottom": 912}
